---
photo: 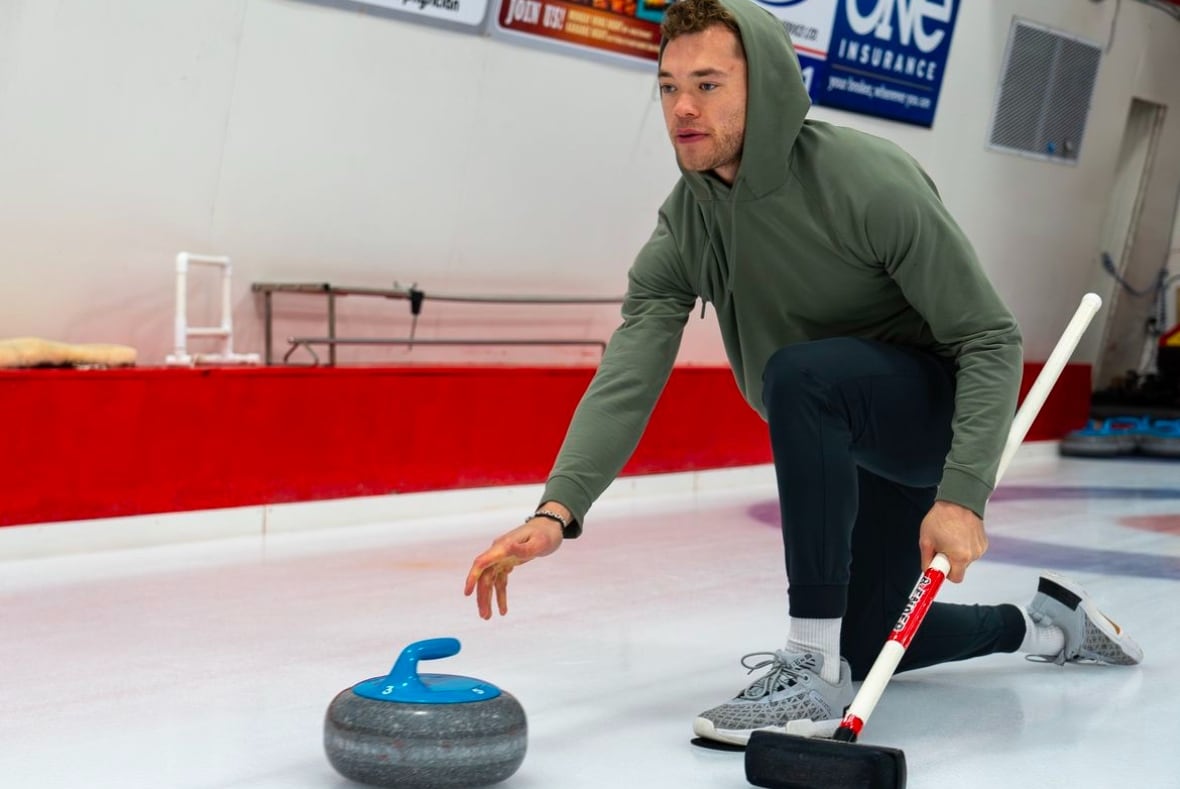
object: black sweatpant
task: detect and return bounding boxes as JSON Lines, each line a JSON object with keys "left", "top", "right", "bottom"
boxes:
{"left": 762, "top": 338, "right": 1025, "bottom": 681}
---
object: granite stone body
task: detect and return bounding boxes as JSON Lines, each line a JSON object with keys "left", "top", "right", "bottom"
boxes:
{"left": 1140, "top": 432, "right": 1180, "bottom": 457}
{"left": 1058, "top": 432, "right": 1133, "bottom": 457}
{"left": 324, "top": 688, "right": 527, "bottom": 788}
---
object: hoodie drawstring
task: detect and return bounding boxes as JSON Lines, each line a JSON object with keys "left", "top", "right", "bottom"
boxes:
{"left": 696, "top": 175, "right": 745, "bottom": 318}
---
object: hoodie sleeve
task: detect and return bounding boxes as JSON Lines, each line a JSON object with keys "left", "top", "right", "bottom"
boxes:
{"left": 863, "top": 161, "right": 1024, "bottom": 518}
{"left": 540, "top": 218, "right": 697, "bottom": 531}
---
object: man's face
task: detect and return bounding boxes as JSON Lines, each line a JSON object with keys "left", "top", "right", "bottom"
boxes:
{"left": 658, "top": 25, "right": 748, "bottom": 185}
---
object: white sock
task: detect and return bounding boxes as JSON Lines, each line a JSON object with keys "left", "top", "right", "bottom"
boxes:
{"left": 786, "top": 617, "right": 842, "bottom": 683}
{"left": 1018, "top": 606, "right": 1065, "bottom": 657}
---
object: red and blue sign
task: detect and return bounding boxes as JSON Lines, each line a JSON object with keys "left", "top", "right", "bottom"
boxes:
{"left": 761, "top": 0, "right": 961, "bottom": 127}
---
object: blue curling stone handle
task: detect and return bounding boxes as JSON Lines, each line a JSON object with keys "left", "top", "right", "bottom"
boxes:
{"left": 352, "top": 637, "right": 503, "bottom": 704}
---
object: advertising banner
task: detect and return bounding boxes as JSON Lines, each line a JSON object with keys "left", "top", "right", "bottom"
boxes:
{"left": 493, "top": 0, "right": 668, "bottom": 65}
{"left": 770, "top": 0, "right": 960, "bottom": 127}
{"left": 354, "top": 0, "right": 492, "bottom": 30}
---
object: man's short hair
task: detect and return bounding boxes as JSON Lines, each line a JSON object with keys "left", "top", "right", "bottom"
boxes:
{"left": 660, "top": 0, "right": 742, "bottom": 47}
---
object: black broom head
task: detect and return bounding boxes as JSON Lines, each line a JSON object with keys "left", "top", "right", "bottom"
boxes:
{"left": 744, "top": 730, "right": 907, "bottom": 789}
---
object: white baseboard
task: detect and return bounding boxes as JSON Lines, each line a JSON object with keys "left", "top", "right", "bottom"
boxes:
{"left": 0, "top": 464, "right": 779, "bottom": 561}
{"left": 0, "top": 441, "right": 1063, "bottom": 562}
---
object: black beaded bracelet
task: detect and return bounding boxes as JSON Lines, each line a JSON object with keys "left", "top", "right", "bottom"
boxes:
{"left": 530, "top": 509, "right": 581, "bottom": 539}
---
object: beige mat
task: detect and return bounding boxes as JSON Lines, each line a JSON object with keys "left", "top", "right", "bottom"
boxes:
{"left": 0, "top": 337, "right": 137, "bottom": 369}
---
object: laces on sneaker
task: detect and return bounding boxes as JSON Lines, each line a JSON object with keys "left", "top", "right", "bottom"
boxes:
{"left": 736, "top": 651, "right": 817, "bottom": 699}
{"left": 1026, "top": 650, "right": 1115, "bottom": 666}
{"left": 1025, "top": 652, "right": 1067, "bottom": 666}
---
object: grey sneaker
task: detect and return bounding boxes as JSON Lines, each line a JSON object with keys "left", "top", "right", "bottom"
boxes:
{"left": 1028, "top": 572, "right": 1143, "bottom": 666}
{"left": 692, "top": 651, "right": 854, "bottom": 746}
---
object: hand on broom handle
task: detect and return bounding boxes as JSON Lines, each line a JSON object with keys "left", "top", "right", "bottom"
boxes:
{"left": 833, "top": 292, "right": 1103, "bottom": 743}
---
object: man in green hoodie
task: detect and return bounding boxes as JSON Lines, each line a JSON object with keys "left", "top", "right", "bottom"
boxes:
{"left": 465, "top": 0, "right": 1142, "bottom": 746}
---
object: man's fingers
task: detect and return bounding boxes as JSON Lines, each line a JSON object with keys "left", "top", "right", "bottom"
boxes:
{"left": 949, "top": 539, "right": 988, "bottom": 583}
{"left": 476, "top": 570, "right": 495, "bottom": 619}
{"left": 464, "top": 559, "right": 494, "bottom": 598}
{"left": 919, "top": 543, "right": 935, "bottom": 572}
{"left": 946, "top": 550, "right": 983, "bottom": 583}
{"left": 464, "top": 544, "right": 510, "bottom": 597}
{"left": 494, "top": 569, "right": 510, "bottom": 616}
{"left": 467, "top": 554, "right": 518, "bottom": 619}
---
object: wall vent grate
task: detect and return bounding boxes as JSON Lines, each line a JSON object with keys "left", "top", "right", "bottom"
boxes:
{"left": 988, "top": 19, "right": 1102, "bottom": 164}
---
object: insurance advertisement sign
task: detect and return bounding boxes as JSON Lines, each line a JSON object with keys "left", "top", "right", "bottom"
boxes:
{"left": 771, "top": 0, "right": 960, "bottom": 127}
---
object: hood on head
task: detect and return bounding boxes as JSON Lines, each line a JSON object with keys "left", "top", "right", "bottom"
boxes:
{"left": 660, "top": 0, "right": 811, "bottom": 199}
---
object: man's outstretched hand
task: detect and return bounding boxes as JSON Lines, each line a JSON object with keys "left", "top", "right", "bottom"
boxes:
{"left": 464, "top": 513, "right": 565, "bottom": 619}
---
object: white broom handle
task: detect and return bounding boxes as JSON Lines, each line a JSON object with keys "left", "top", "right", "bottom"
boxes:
{"left": 840, "top": 292, "right": 1103, "bottom": 738}
{"left": 929, "top": 292, "right": 1102, "bottom": 574}
{"left": 995, "top": 291, "right": 1103, "bottom": 482}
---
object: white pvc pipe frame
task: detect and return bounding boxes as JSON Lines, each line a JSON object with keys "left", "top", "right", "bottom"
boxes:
{"left": 838, "top": 291, "right": 1104, "bottom": 737}
{"left": 168, "top": 252, "right": 258, "bottom": 366}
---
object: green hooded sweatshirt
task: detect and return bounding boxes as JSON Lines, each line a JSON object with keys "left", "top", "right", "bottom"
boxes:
{"left": 541, "top": 0, "right": 1022, "bottom": 531}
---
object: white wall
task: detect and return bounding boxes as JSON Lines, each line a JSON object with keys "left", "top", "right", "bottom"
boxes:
{"left": 1, "top": 0, "right": 1178, "bottom": 367}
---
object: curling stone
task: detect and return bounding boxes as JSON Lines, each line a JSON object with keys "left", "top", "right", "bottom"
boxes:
{"left": 1140, "top": 418, "right": 1180, "bottom": 458}
{"left": 324, "top": 638, "right": 527, "bottom": 788}
{"left": 1058, "top": 416, "right": 1146, "bottom": 458}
